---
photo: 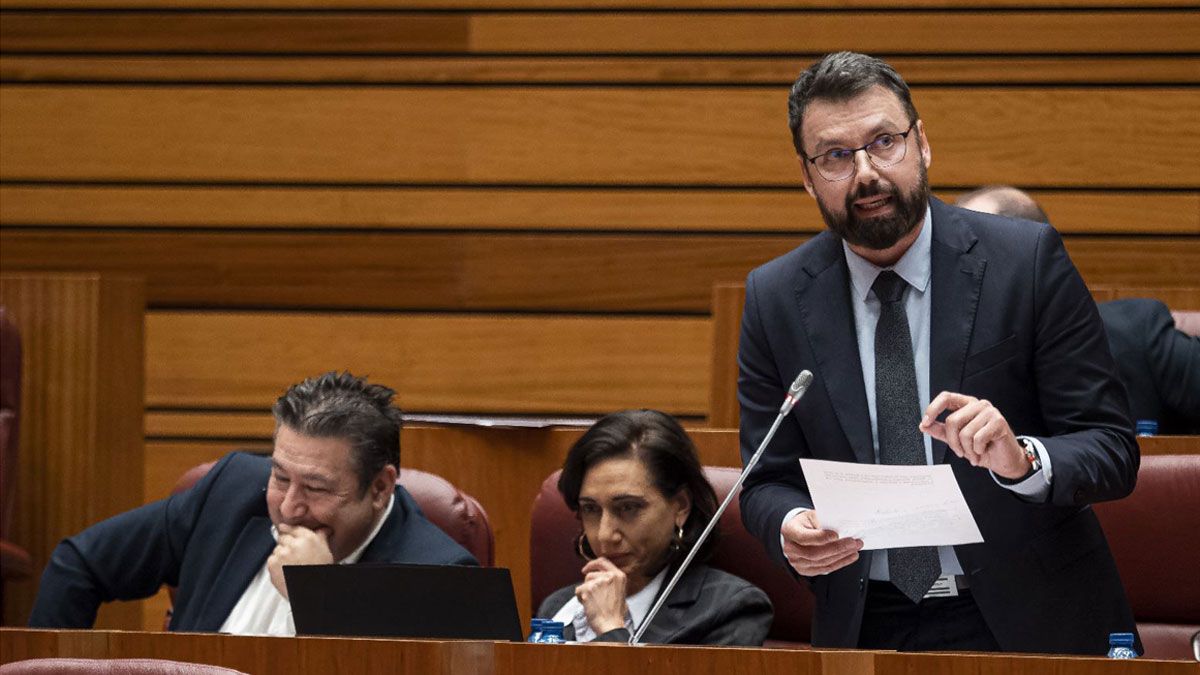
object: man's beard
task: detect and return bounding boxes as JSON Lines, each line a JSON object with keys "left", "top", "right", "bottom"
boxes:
{"left": 815, "top": 163, "right": 929, "bottom": 251}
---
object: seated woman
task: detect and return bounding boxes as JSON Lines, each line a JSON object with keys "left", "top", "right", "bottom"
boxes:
{"left": 536, "top": 409, "right": 773, "bottom": 645}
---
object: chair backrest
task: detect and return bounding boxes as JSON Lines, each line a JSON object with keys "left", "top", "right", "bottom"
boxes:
{"left": 529, "top": 466, "right": 814, "bottom": 645}
{"left": 0, "top": 307, "right": 23, "bottom": 540}
{"left": 1094, "top": 454, "right": 1200, "bottom": 660}
{"left": 171, "top": 459, "right": 495, "bottom": 565}
{"left": 0, "top": 658, "right": 249, "bottom": 675}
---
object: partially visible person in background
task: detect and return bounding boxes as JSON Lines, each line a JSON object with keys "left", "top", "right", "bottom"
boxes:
{"left": 537, "top": 409, "right": 773, "bottom": 645}
{"left": 956, "top": 186, "right": 1200, "bottom": 433}
{"left": 955, "top": 185, "right": 1049, "bottom": 224}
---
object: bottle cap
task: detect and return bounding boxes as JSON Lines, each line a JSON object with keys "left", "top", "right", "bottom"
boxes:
{"left": 1109, "top": 632, "right": 1135, "bottom": 646}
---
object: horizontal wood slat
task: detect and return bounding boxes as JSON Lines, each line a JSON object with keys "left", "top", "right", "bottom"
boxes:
{"left": 5, "top": 56, "right": 1196, "bottom": 85}
{"left": 468, "top": 12, "right": 1200, "bottom": 55}
{"left": 2, "top": 86, "right": 1196, "bottom": 187}
{"left": 1090, "top": 286, "right": 1200, "bottom": 309}
{"left": 1, "top": 186, "right": 1195, "bottom": 235}
{"left": 3, "top": 0, "right": 1193, "bottom": 8}
{"left": 3, "top": 11, "right": 1196, "bottom": 54}
{"left": 144, "top": 311, "right": 712, "bottom": 414}
{"left": 3, "top": 230, "right": 1196, "bottom": 312}
{"left": 147, "top": 411, "right": 276, "bottom": 440}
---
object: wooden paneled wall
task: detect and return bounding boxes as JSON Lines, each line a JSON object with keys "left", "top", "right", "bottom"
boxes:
{"left": 1, "top": 0, "right": 1198, "bottom": 628}
{"left": 2, "top": 3, "right": 1197, "bottom": 429}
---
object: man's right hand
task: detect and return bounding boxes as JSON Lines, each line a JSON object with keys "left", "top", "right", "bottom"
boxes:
{"left": 781, "top": 510, "right": 862, "bottom": 576}
{"left": 267, "top": 523, "right": 334, "bottom": 600}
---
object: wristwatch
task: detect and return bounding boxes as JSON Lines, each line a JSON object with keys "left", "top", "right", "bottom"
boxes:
{"left": 1018, "top": 437, "right": 1042, "bottom": 473}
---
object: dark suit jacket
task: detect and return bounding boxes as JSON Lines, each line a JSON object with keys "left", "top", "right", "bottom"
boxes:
{"left": 535, "top": 564, "right": 772, "bottom": 646}
{"left": 1099, "top": 298, "right": 1200, "bottom": 435}
{"left": 737, "top": 197, "right": 1139, "bottom": 654}
{"left": 29, "top": 452, "right": 476, "bottom": 630}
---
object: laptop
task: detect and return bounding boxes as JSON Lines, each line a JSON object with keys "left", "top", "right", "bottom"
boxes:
{"left": 285, "top": 563, "right": 524, "bottom": 641}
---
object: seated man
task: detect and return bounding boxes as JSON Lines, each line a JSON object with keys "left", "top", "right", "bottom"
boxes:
{"left": 29, "top": 371, "right": 476, "bottom": 634}
{"left": 956, "top": 185, "right": 1200, "bottom": 434}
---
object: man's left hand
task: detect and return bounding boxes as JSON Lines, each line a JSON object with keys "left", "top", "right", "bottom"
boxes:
{"left": 267, "top": 523, "right": 335, "bottom": 600}
{"left": 920, "top": 391, "right": 1030, "bottom": 480}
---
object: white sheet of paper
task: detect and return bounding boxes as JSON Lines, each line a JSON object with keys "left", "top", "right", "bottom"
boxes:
{"left": 798, "top": 458, "right": 984, "bottom": 550}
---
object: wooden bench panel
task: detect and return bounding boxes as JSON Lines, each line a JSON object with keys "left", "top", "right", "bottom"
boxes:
{"left": 3, "top": 11, "right": 1195, "bottom": 54}
{"left": 0, "top": 274, "right": 146, "bottom": 629}
{"left": 3, "top": 230, "right": 1196, "bottom": 312}
{"left": 144, "top": 311, "right": 712, "bottom": 415}
{"left": 2, "top": 86, "right": 1196, "bottom": 187}
{"left": 1, "top": 185, "right": 1195, "bottom": 235}
{"left": 5, "top": 55, "right": 1195, "bottom": 85}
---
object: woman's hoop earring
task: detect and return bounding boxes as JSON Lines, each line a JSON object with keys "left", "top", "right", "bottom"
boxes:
{"left": 575, "top": 532, "right": 597, "bottom": 561}
{"left": 669, "top": 524, "right": 684, "bottom": 552}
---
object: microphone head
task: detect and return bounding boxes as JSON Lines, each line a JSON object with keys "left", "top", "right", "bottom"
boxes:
{"left": 790, "top": 370, "right": 814, "bottom": 395}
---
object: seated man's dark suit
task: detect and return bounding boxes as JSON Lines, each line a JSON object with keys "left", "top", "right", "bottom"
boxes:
{"left": 29, "top": 452, "right": 476, "bottom": 630}
{"left": 1098, "top": 298, "right": 1200, "bottom": 435}
{"left": 737, "top": 197, "right": 1139, "bottom": 654}
{"left": 536, "top": 564, "right": 773, "bottom": 646}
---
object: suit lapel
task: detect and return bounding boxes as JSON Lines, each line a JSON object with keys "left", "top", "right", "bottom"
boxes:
{"left": 928, "top": 198, "right": 986, "bottom": 464}
{"left": 635, "top": 566, "right": 705, "bottom": 644}
{"left": 193, "top": 516, "right": 274, "bottom": 631}
{"left": 796, "top": 236, "right": 874, "bottom": 464}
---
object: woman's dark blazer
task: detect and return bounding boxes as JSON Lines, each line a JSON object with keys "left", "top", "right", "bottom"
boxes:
{"left": 536, "top": 564, "right": 773, "bottom": 646}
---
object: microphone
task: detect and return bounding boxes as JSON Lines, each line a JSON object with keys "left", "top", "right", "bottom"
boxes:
{"left": 629, "top": 369, "right": 814, "bottom": 645}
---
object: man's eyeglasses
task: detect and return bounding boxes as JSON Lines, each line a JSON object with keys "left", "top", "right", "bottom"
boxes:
{"left": 801, "top": 120, "right": 918, "bottom": 182}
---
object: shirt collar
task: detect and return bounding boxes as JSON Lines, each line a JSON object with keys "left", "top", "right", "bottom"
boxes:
{"left": 843, "top": 205, "right": 933, "bottom": 302}
{"left": 627, "top": 566, "right": 669, "bottom": 628}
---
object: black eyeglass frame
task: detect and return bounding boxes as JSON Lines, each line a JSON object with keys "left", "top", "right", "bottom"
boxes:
{"left": 800, "top": 119, "right": 920, "bottom": 182}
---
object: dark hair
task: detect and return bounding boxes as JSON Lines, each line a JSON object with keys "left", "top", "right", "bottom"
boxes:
{"left": 788, "top": 51, "right": 920, "bottom": 156}
{"left": 272, "top": 371, "right": 402, "bottom": 495}
{"left": 956, "top": 185, "right": 1051, "bottom": 224}
{"left": 557, "top": 409, "right": 720, "bottom": 564}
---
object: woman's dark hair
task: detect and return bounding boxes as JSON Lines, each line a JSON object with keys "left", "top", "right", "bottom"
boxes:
{"left": 557, "top": 409, "right": 720, "bottom": 564}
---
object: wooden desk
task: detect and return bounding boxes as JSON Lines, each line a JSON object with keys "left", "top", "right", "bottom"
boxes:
{"left": 1138, "top": 435, "right": 1200, "bottom": 456}
{"left": 2, "top": 629, "right": 1193, "bottom": 674}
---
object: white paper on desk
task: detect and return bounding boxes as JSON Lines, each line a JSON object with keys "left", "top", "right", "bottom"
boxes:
{"left": 798, "top": 458, "right": 984, "bottom": 550}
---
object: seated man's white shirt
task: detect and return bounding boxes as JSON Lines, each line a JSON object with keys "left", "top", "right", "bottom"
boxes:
{"left": 219, "top": 494, "right": 394, "bottom": 636}
{"left": 550, "top": 567, "right": 667, "bottom": 642}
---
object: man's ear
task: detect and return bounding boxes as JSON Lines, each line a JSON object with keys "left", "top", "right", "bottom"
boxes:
{"left": 799, "top": 158, "right": 817, "bottom": 199}
{"left": 372, "top": 465, "right": 398, "bottom": 508}
{"left": 916, "top": 119, "right": 932, "bottom": 169}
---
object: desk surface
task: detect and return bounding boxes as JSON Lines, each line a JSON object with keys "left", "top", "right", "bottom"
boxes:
{"left": 1, "top": 629, "right": 1193, "bottom": 675}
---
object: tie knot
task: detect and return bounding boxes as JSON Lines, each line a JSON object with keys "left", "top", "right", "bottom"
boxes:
{"left": 872, "top": 270, "right": 908, "bottom": 304}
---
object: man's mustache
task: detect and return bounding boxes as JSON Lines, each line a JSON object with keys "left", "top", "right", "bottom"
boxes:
{"left": 849, "top": 182, "right": 895, "bottom": 202}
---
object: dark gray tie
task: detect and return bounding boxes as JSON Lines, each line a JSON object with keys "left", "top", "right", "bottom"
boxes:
{"left": 873, "top": 270, "right": 940, "bottom": 604}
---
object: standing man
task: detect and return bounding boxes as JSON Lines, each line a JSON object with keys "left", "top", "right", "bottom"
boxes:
{"left": 737, "top": 52, "right": 1139, "bottom": 654}
{"left": 30, "top": 371, "right": 476, "bottom": 634}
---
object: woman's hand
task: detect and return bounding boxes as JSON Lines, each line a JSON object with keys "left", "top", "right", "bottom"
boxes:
{"left": 575, "top": 557, "right": 630, "bottom": 635}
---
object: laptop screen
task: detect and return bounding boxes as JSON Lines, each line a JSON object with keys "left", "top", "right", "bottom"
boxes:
{"left": 285, "top": 563, "right": 524, "bottom": 641}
